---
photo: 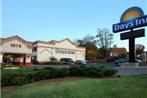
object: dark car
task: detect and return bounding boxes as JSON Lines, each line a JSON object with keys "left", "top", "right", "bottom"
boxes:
{"left": 115, "top": 57, "right": 141, "bottom": 66}
{"left": 74, "top": 60, "right": 87, "bottom": 65}
{"left": 60, "top": 58, "right": 74, "bottom": 65}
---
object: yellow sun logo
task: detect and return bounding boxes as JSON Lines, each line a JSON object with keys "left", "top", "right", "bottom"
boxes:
{"left": 120, "top": 7, "right": 144, "bottom": 22}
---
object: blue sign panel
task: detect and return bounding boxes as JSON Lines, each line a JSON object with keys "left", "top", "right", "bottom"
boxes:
{"left": 113, "top": 15, "right": 147, "bottom": 33}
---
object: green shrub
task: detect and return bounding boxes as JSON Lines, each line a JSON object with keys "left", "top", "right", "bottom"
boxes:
{"left": 69, "top": 66, "right": 117, "bottom": 77}
{"left": 1, "top": 73, "right": 15, "bottom": 86}
{"left": 84, "top": 66, "right": 104, "bottom": 77}
{"left": 1, "top": 70, "right": 26, "bottom": 86}
{"left": 1, "top": 70, "right": 21, "bottom": 86}
{"left": 32, "top": 68, "right": 52, "bottom": 81}
{"left": 35, "top": 69, "right": 49, "bottom": 80}
{"left": 24, "top": 71, "right": 39, "bottom": 82}
{"left": 104, "top": 68, "right": 117, "bottom": 76}
{"left": 88, "top": 70, "right": 104, "bottom": 77}
{"left": 48, "top": 61, "right": 64, "bottom": 65}
{"left": 69, "top": 66, "right": 87, "bottom": 76}
{"left": 11, "top": 77, "right": 27, "bottom": 85}
{"left": 87, "top": 68, "right": 99, "bottom": 77}
{"left": 58, "top": 68, "right": 69, "bottom": 77}
{"left": 1, "top": 66, "right": 117, "bottom": 86}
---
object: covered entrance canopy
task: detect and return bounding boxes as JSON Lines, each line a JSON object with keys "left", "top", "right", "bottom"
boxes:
{"left": 0, "top": 36, "right": 32, "bottom": 67}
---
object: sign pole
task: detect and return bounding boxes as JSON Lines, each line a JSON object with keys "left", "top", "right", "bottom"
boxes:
{"left": 129, "top": 29, "right": 135, "bottom": 62}
{"left": 120, "top": 29, "right": 145, "bottom": 62}
{"left": 129, "top": 37, "right": 135, "bottom": 62}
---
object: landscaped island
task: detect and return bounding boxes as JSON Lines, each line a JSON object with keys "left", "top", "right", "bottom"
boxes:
{"left": 1, "top": 65, "right": 117, "bottom": 86}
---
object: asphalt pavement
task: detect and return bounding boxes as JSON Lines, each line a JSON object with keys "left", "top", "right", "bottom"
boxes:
{"left": 115, "top": 67, "right": 147, "bottom": 75}
{"left": 32, "top": 62, "right": 147, "bottom": 75}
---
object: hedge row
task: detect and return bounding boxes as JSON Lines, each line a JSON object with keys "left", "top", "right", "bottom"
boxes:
{"left": 1, "top": 66, "right": 117, "bottom": 86}
{"left": 69, "top": 66, "right": 117, "bottom": 77}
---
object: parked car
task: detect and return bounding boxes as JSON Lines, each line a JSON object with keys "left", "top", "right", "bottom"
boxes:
{"left": 115, "top": 57, "right": 142, "bottom": 66}
{"left": 136, "top": 55, "right": 142, "bottom": 60}
{"left": 85, "top": 60, "right": 89, "bottom": 63}
{"left": 60, "top": 58, "right": 74, "bottom": 65}
{"left": 74, "top": 60, "right": 87, "bottom": 65}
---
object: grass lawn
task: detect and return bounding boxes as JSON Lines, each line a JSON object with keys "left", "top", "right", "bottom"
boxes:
{"left": 1, "top": 75, "right": 147, "bottom": 98}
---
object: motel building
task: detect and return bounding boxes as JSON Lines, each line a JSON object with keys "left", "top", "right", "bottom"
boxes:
{"left": 0, "top": 36, "right": 86, "bottom": 67}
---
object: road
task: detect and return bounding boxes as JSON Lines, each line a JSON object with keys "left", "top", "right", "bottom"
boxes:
{"left": 115, "top": 67, "right": 147, "bottom": 75}
{"left": 32, "top": 62, "right": 147, "bottom": 75}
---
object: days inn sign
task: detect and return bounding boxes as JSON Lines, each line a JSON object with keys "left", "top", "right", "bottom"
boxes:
{"left": 113, "top": 7, "right": 147, "bottom": 33}
{"left": 112, "top": 7, "right": 146, "bottom": 62}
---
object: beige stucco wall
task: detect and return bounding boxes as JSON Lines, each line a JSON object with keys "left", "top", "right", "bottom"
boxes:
{"left": 76, "top": 50, "right": 85, "bottom": 61}
{"left": 1, "top": 40, "right": 32, "bottom": 54}
{"left": 36, "top": 43, "right": 53, "bottom": 47}
{"left": 54, "top": 40, "right": 76, "bottom": 49}
{"left": 34, "top": 39, "right": 86, "bottom": 62}
{"left": 25, "top": 56, "right": 31, "bottom": 63}
{"left": 0, "top": 54, "right": 3, "bottom": 63}
{"left": 37, "top": 47, "right": 53, "bottom": 62}
{"left": 52, "top": 48, "right": 76, "bottom": 61}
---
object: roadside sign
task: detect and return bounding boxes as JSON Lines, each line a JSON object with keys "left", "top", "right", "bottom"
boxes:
{"left": 112, "top": 7, "right": 146, "bottom": 63}
{"left": 113, "top": 15, "right": 147, "bottom": 33}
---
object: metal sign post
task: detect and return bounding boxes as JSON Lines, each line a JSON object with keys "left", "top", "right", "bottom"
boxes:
{"left": 120, "top": 29, "right": 145, "bottom": 62}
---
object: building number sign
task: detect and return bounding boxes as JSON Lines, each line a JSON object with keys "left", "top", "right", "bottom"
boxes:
{"left": 10, "top": 44, "right": 21, "bottom": 48}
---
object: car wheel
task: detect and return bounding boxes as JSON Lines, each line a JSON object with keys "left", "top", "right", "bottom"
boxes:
{"left": 118, "top": 63, "right": 122, "bottom": 66}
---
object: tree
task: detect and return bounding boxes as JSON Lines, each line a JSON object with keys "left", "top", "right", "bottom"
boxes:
{"left": 76, "top": 39, "right": 84, "bottom": 47}
{"left": 76, "top": 35, "right": 98, "bottom": 60}
{"left": 95, "top": 28, "right": 113, "bottom": 58}
{"left": 76, "top": 35, "right": 95, "bottom": 46}
{"left": 112, "top": 44, "right": 118, "bottom": 48}
{"left": 136, "top": 44, "right": 145, "bottom": 55}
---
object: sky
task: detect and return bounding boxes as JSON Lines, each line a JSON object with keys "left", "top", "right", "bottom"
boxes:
{"left": 1, "top": 0, "right": 147, "bottom": 51}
